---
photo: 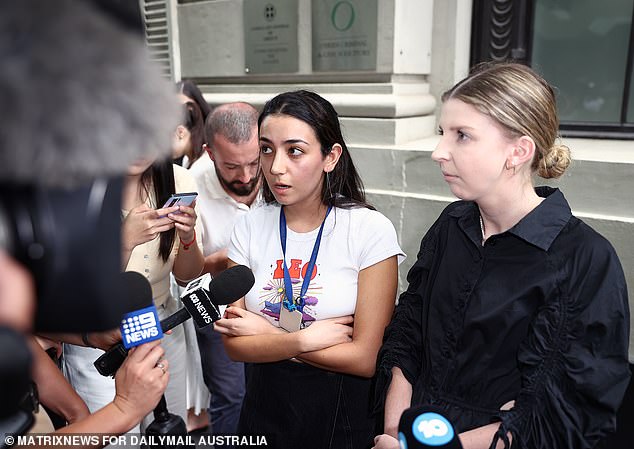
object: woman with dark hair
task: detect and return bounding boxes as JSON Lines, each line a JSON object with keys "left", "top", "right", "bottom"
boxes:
{"left": 178, "top": 80, "right": 212, "bottom": 118}
{"left": 257, "top": 90, "right": 369, "bottom": 211}
{"left": 63, "top": 153, "right": 204, "bottom": 434}
{"left": 174, "top": 80, "right": 211, "bottom": 168}
{"left": 172, "top": 100, "right": 205, "bottom": 166}
{"left": 213, "top": 90, "right": 405, "bottom": 449}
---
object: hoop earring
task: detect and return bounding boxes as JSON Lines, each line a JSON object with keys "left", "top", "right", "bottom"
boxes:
{"left": 504, "top": 160, "right": 517, "bottom": 175}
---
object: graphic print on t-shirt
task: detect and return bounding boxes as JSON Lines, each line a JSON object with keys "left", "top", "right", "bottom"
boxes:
{"left": 258, "top": 258, "right": 322, "bottom": 324}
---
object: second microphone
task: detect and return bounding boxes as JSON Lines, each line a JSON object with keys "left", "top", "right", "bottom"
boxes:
{"left": 94, "top": 264, "right": 254, "bottom": 377}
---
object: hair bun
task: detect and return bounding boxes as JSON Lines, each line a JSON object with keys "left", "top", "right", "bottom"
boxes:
{"left": 537, "top": 143, "right": 571, "bottom": 179}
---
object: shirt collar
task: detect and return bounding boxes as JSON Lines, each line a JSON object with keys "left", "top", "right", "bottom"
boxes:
{"left": 510, "top": 186, "right": 571, "bottom": 250}
{"left": 450, "top": 187, "right": 572, "bottom": 251}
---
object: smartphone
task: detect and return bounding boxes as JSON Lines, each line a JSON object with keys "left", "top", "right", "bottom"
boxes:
{"left": 159, "top": 192, "right": 198, "bottom": 217}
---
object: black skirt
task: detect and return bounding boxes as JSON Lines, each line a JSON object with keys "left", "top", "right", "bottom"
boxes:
{"left": 238, "top": 360, "right": 377, "bottom": 449}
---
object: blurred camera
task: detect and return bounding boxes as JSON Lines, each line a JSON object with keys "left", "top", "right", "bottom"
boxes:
{"left": 0, "top": 178, "right": 128, "bottom": 333}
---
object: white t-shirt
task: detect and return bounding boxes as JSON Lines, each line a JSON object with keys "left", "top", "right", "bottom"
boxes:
{"left": 228, "top": 203, "right": 405, "bottom": 326}
{"left": 189, "top": 151, "right": 262, "bottom": 256}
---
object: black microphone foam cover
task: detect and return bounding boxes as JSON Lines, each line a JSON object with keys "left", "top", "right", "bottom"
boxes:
{"left": 119, "top": 270, "right": 154, "bottom": 311}
{"left": 92, "top": 271, "right": 153, "bottom": 377}
{"left": 398, "top": 405, "right": 464, "bottom": 448}
{"left": 209, "top": 264, "right": 255, "bottom": 306}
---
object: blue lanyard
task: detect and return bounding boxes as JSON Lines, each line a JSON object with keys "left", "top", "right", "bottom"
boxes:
{"left": 279, "top": 205, "right": 332, "bottom": 314}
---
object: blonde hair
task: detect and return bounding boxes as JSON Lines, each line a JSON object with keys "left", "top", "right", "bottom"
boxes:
{"left": 442, "top": 62, "right": 571, "bottom": 179}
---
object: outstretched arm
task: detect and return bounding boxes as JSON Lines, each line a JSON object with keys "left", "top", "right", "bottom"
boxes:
{"left": 29, "top": 337, "right": 90, "bottom": 425}
{"left": 14, "top": 340, "right": 168, "bottom": 449}
{"left": 55, "top": 341, "right": 168, "bottom": 441}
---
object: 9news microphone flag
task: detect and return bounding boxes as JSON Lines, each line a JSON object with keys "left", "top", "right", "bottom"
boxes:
{"left": 94, "top": 265, "right": 255, "bottom": 376}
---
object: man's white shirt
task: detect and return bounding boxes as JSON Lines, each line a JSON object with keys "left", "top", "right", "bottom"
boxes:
{"left": 189, "top": 151, "right": 263, "bottom": 257}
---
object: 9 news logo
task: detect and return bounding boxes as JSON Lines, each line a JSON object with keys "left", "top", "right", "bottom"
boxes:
{"left": 120, "top": 305, "right": 163, "bottom": 349}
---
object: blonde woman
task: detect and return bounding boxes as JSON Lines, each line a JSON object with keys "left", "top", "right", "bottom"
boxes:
{"left": 373, "top": 63, "right": 630, "bottom": 449}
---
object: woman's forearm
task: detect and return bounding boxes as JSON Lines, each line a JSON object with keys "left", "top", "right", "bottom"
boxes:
{"left": 172, "top": 243, "right": 204, "bottom": 284}
{"left": 297, "top": 340, "right": 378, "bottom": 378}
{"left": 460, "top": 422, "right": 511, "bottom": 449}
{"left": 299, "top": 258, "right": 398, "bottom": 377}
{"left": 222, "top": 330, "right": 306, "bottom": 363}
{"left": 203, "top": 249, "right": 228, "bottom": 276}
{"left": 29, "top": 338, "right": 90, "bottom": 424}
{"left": 384, "top": 367, "right": 412, "bottom": 437}
{"left": 222, "top": 322, "right": 377, "bottom": 377}
{"left": 121, "top": 247, "right": 133, "bottom": 271}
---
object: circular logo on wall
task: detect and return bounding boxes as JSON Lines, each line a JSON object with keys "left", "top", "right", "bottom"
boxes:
{"left": 330, "top": 1, "right": 355, "bottom": 31}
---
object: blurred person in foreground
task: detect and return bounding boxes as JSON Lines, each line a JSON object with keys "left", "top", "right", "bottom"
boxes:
{"left": 0, "top": 0, "right": 182, "bottom": 445}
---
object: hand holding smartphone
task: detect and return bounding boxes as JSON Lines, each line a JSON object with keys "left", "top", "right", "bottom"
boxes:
{"left": 158, "top": 192, "right": 198, "bottom": 218}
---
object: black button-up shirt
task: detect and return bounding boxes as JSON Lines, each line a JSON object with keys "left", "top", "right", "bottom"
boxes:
{"left": 376, "top": 187, "right": 630, "bottom": 449}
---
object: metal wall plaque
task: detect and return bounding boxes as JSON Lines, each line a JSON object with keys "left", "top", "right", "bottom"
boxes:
{"left": 312, "top": 0, "right": 378, "bottom": 72}
{"left": 244, "top": 0, "right": 299, "bottom": 74}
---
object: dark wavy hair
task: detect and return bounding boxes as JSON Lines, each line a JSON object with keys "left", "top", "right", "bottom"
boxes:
{"left": 258, "top": 90, "right": 372, "bottom": 210}
{"left": 177, "top": 80, "right": 211, "bottom": 166}
{"left": 140, "top": 157, "right": 176, "bottom": 262}
{"left": 178, "top": 80, "right": 211, "bottom": 117}
{"left": 181, "top": 100, "right": 205, "bottom": 167}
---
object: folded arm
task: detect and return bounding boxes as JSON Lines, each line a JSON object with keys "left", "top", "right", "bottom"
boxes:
{"left": 217, "top": 257, "right": 398, "bottom": 378}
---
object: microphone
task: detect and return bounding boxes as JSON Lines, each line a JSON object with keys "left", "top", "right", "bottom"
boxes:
{"left": 145, "top": 266, "right": 254, "bottom": 443}
{"left": 161, "top": 265, "right": 255, "bottom": 331}
{"left": 398, "top": 405, "right": 464, "bottom": 449}
{"left": 144, "top": 396, "right": 188, "bottom": 441}
{"left": 94, "top": 265, "right": 255, "bottom": 376}
{"left": 0, "top": 0, "right": 179, "bottom": 189}
{"left": 1, "top": 0, "right": 180, "bottom": 334}
{"left": 116, "top": 270, "right": 155, "bottom": 312}
{"left": 90, "top": 271, "right": 155, "bottom": 376}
